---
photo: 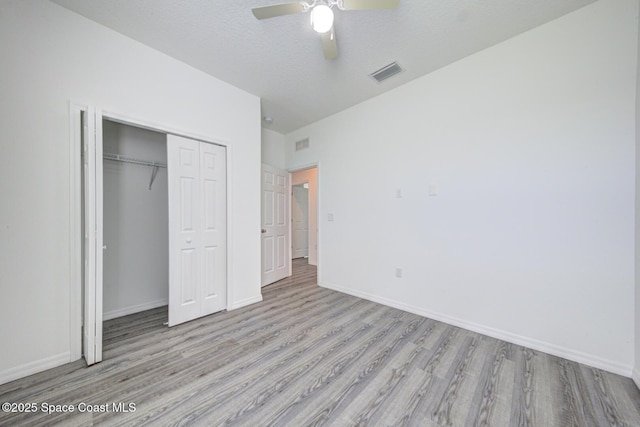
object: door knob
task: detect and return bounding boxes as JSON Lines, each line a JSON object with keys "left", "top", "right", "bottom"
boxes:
{"left": 261, "top": 229, "right": 266, "bottom": 234}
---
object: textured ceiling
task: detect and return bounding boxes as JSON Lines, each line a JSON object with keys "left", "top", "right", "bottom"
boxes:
{"left": 51, "top": 0, "right": 597, "bottom": 134}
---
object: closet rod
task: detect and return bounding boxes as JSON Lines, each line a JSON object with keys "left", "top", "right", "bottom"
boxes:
{"left": 103, "top": 152, "right": 167, "bottom": 168}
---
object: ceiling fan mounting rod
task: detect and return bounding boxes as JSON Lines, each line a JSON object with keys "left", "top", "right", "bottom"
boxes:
{"left": 304, "top": 0, "right": 342, "bottom": 10}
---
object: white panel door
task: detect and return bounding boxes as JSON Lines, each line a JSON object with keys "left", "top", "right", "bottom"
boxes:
{"left": 168, "top": 135, "right": 226, "bottom": 326}
{"left": 200, "top": 142, "right": 227, "bottom": 315}
{"left": 292, "top": 185, "right": 309, "bottom": 259}
{"left": 168, "top": 135, "right": 201, "bottom": 326}
{"left": 82, "top": 107, "right": 103, "bottom": 365}
{"left": 261, "top": 164, "right": 290, "bottom": 286}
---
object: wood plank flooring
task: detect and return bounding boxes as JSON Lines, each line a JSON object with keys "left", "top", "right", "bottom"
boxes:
{"left": 1, "top": 258, "right": 640, "bottom": 426}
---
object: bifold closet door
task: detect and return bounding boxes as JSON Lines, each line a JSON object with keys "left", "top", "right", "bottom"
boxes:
{"left": 167, "top": 134, "right": 227, "bottom": 327}
{"left": 82, "top": 107, "right": 103, "bottom": 365}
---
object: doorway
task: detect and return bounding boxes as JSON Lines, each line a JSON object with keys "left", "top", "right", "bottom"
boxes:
{"left": 290, "top": 167, "right": 318, "bottom": 267}
{"left": 292, "top": 184, "right": 309, "bottom": 259}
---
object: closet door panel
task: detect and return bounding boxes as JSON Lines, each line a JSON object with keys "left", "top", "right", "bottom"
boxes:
{"left": 168, "top": 135, "right": 202, "bottom": 326}
{"left": 180, "top": 249, "right": 196, "bottom": 300}
{"left": 168, "top": 135, "right": 226, "bottom": 326}
{"left": 180, "top": 177, "right": 195, "bottom": 231}
{"left": 203, "top": 246, "right": 218, "bottom": 298}
{"left": 201, "top": 143, "right": 226, "bottom": 314}
{"left": 82, "top": 107, "right": 104, "bottom": 365}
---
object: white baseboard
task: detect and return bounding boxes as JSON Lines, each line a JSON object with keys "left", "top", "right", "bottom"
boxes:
{"left": 228, "top": 294, "right": 263, "bottom": 310}
{"left": 103, "top": 299, "right": 168, "bottom": 321}
{"left": 320, "top": 281, "right": 633, "bottom": 377}
{"left": 0, "top": 352, "right": 71, "bottom": 386}
{"left": 633, "top": 368, "right": 640, "bottom": 389}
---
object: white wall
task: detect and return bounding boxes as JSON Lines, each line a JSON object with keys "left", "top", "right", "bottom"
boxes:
{"left": 102, "top": 120, "right": 168, "bottom": 320}
{"left": 0, "top": 0, "right": 261, "bottom": 384}
{"left": 286, "top": 0, "right": 637, "bottom": 375}
{"left": 261, "top": 128, "right": 286, "bottom": 170}
{"left": 292, "top": 168, "right": 318, "bottom": 266}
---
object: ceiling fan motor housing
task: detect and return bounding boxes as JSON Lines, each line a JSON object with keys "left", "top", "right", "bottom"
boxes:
{"left": 310, "top": 4, "right": 334, "bottom": 33}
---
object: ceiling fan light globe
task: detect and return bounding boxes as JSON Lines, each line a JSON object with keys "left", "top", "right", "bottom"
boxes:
{"left": 310, "top": 5, "right": 334, "bottom": 33}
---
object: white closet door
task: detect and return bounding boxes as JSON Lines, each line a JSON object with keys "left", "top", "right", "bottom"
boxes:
{"left": 200, "top": 142, "right": 226, "bottom": 315}
{"left": 261, "top": 164, "right": 290, "bottom": 286}
{"left": 82, "top": 107, "right": 103, "bottom": 365}
{"left": 168, "top": 135, "right": 201, "bottom": 326}
{"left": 168, "top": 135, "right": 226, "bottom": 326}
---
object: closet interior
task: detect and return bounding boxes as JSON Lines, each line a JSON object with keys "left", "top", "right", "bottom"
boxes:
{"left": 102, "top": 119, "right": 169, "bottom": 320}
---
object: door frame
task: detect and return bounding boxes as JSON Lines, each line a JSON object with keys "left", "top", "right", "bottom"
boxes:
{"left": 69, "top": 103, "right": 233, "bottom": 363}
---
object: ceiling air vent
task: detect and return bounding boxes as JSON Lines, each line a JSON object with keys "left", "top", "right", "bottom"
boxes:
{"left": 370, "top": 61, "right": 404, "bottom": 83}
{"left": 295, "top": 138, "right": 310, "bottom": 151}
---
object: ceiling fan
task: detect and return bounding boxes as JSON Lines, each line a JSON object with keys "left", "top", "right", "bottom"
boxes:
{"left": 252, "top": 0, "right": 400, "bottom": 60}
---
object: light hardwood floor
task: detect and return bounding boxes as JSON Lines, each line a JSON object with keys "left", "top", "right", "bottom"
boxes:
{"left": 1, "top": 258, "right": 640, "bottom": 426}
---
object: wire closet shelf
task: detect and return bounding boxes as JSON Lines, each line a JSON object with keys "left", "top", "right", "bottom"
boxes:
{"left": 103, "top": 152, "right": 166, "bottom": 168}
{"left": 103, "top": 152, "right": 166, "bottom": 190}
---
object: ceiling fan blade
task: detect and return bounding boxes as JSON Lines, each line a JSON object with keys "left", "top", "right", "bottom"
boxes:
{"left": 252, "top": 2, "right": 307, "bottom": 20}
{"left": 340, "top": 0, "right": 399, "bottom": 10}
{"left": 321, "top": 27, "right": 337, "bottom": 60}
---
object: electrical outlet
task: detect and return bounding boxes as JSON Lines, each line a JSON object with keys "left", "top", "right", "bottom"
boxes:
{"left": 395, "top": 268, "right": 402, "bottom": 278}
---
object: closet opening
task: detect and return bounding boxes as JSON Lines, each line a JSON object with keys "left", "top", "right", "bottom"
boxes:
{"left": 102, "top": 119, "right": 169, "bottom": 323}
{"left": 78, "top": 108, "right": 229, "bottom": 366}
